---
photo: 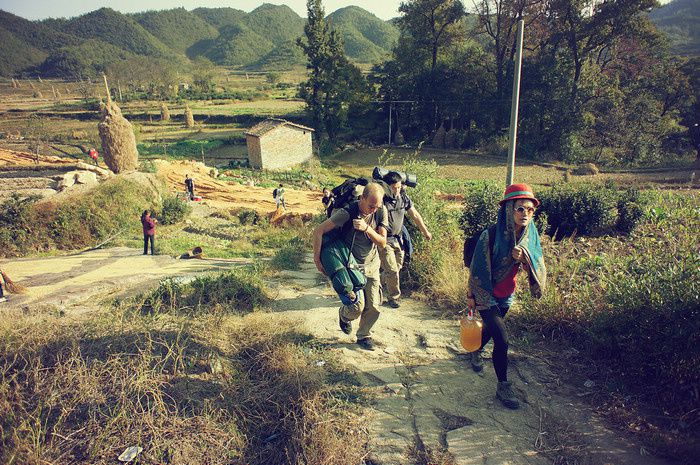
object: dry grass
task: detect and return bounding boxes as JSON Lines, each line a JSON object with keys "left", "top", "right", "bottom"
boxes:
{"left": 0, "top": 270, "right": 367, "bottom": 465}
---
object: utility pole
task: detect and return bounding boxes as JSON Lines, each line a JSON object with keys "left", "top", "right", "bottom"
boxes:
{"left": 388, "top": 102, "right": 393, "bottom": 146}
{"left": 506, "top": 19, "right": 525, "bottom": 187}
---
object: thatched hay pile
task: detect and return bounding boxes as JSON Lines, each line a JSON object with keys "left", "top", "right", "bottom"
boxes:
{"left": 184, "top": 105, "right": 194, "bottom": 128}
{"left": 33, "top": 91, "right": 43, "bottom": 99}
{"left": 573, "top": 163, "right": 599, "bottom": 176}
{"left": 11, "top": 79, "right": 18, "bottom": 89}
{"left": 445, "top": 127, "right": 459, "bottom": 149}
{"left": 432, "top": 124, "right": 446, "bottom": 148}
{"left": 160, "top": 103, "right": 170, "bottom": 122}
{"left": 98, "top": 76, "right": 138, "bottom": 173}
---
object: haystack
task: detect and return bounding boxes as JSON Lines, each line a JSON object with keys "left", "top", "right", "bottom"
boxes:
{"left": 432, "top": 124, "right": 446, "bottom": 148}
{"left": 33, "top": 91, "right": 43, "bottom": 99}
{"left": 445, "top": 127, "right": 459, "bottom": 149}
{"left": 573, "top": 163, "right": 599, "bottom": 176}
{"left": 98, "top": 75, "right": 138, "bottom": 173}
{"left": 11, "top": 79, "right": 18, "bottom": 89}
{"left": 160, "top": 103, "right": 170, "bottom": 122}
{"left": 184, "top": 105, "right": 194, "bottom": 128}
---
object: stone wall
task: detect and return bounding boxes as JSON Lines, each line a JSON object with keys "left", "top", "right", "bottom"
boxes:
{"left": 258, "top": 125, "right": 313, "bottom": 170}
{"left": 246, "top": 134, "right": 263, "bottom": 169}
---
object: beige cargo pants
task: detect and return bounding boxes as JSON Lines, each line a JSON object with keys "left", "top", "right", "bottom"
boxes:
{"left": 339, "top": 255, "right": 382, "bottom": 339}
{"left": 379, "top": 240, "right": 405, "bottom": 302}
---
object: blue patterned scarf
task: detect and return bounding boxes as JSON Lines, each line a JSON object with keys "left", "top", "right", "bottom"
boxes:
{"left": 469, "top": 201, "right": 546, "bottom": 310}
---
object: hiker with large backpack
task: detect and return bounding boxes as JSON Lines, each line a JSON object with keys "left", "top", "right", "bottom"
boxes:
{"left": 313, "top": 183, "right": 388, "bottom": 351}
{"left": 274, "top": 183, "right": 286, "bottom": 211}
{"left": 466, "top": 183, "right": 546, "bottom": 409}
{"left": 379, "top": 171, "right": 432, "bottom": 308}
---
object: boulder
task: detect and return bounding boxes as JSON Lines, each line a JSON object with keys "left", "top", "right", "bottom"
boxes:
{"left": 74, "top": 171, "right": 98, "bottom": 185}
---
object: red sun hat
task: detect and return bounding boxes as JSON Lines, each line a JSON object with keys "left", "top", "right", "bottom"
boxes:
{"left": 499, "top": 183, "right": 540, "bottom": 207}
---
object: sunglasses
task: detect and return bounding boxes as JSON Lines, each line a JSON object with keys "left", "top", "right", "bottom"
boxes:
{"left": 515, "top": 206, "right": 536, "bottom": 215}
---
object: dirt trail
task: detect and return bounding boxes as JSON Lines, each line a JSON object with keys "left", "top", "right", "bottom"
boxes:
{"left": 1, "top": 247, "right": 249, "bottom": 312}
{"left": 268, "top": 260, "right": 673, "bottom": 465}
{"left": 154, "top": 159, "right": 323, "bottom": 214}
{"left": 1, "top": 248, "right": 673, "bottom": 465}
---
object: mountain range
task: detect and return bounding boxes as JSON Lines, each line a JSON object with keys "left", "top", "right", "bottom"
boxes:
{"left": 0, "top": 0, "right": 696, "bottom": 78}
{"left": 0, "top": 3, "right": 398, "bottom": 77}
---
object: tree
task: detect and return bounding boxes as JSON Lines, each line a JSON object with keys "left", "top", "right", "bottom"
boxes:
{"left": 297, "top": 0, "right": 369, "bottom": 142}
{"left": 397, "top": 0, "right": 466, "bottom": 73}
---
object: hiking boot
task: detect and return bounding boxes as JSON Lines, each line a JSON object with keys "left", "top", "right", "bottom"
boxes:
{"left": 339, "top": 311, "right": 352, "bottom": 335}
{"left": 387, "top": 299, "right": 400, "bottom": 309}
{"left": 470, "top": 350, "right": 484, "bottom": 373}
{"left": 356, "top": 337, "right": 375, "bottom": 351}
{"left": 496, "top": 381, "right": 520, "bottom": 410}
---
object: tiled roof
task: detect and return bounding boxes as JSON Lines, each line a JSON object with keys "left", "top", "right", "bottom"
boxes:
{"left": 245, "top": 118, "right": 315, "bottom": 137}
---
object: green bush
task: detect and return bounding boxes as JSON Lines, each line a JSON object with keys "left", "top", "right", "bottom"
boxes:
{"left": 140, "top": 267, "right": 269, "bottom": 314}
{"left": 615, "top": 188, "right": 646, "bottom": 234}
{"left": 538, "top": 183, "right": 649, "bottom": 238}
{"left": 538, "top": 183, "right": 618, "bottom": 238}
{"left": 458, "top": 181, "right": 501, "bottom": 239}
{"left": 237, "top": 208, "right": 260, "bottom": 226}
{"left": 271, "top": 237, "right": 306, "bottom": 270}
{"left": 159, "top": 195, "right": 191, "bottom": 225}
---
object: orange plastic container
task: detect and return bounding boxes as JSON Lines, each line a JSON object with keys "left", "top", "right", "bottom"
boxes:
{"left": 460, "top": 310, "right": 483, "bottom": 352}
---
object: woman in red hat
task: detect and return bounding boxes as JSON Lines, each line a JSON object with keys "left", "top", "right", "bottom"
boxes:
{"left": 467, "top": 183, "right": 546, "bottom": 409}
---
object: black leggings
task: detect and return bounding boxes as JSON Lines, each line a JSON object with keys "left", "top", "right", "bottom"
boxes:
{"left": 143, "top": 234, "right": 155, "bottom": 255}
{"left": 479, "top": 305, "right": 510, "bottom": 382}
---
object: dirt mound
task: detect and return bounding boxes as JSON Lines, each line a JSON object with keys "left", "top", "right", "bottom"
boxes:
{"left": 154, "top": 159, "right": 324, "bottom": 215}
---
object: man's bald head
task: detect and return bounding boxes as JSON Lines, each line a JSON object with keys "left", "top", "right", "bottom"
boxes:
{"left": 362, "top": 182, "right": 384, "bottom": 200}
{"left": 359, "top": 182, "right": 384, "bottom": 216}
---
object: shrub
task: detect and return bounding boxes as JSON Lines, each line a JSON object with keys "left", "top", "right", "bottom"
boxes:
{"left": 140, "top": 267, "right": 269, "bottom": 315}
{"left": 159, "top": 195, "right": 191, "bottom": 225}
{"left": 458, "top": 181, "right": 501, "bottom": 239}
{"left": 237, "top": 208, "right": 260, "bottom": 226}
{"left": 538, "top": 183, "right": 618, "bottom": 238}
{"left": 271, "top": 237, "right": 306, "bottom": 270}
{"left": 615, "top": 188, "right": 646, "bottom": 234}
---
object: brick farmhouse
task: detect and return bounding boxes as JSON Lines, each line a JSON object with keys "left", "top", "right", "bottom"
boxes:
{"left": 245, "top": 119, "right": 315, "bottom": 170}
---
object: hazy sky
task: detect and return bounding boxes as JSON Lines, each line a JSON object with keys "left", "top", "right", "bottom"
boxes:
{"left": 0, "top": 0, "right": 674, "bottom": 21}
{"left": 0, "top": 0, "right": 404, "bottom": 21}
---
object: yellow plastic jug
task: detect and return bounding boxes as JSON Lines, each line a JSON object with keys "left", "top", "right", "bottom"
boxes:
{"left": 460, "top": 310, "right": 482, "bottom": 352}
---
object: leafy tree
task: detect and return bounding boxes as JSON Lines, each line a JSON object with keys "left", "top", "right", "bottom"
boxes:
{"left": 297, "top": 0, "right": 370, "bottom": 142}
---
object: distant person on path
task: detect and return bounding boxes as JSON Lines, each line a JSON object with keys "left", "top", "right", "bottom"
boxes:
{"left": 467, "top": 183, "right": 546, "bottom": 409}
{"left": 141, "top": 210, "right": 157, "bottom": 255}
{"left": 185, "top": 174, "right": 195, "bottom": 200}
{"left": 274, "top": 183, "right": 286, "bottom": 211}
{"left": 88, "top": 148, "right": 99, "bottom": 166}
{"left": 321, "top": 187, "right": 335, "bottom": 217}
{"left": 313, "top": 183, "right": 388, "bottom": 351}
{"left": 379, "top": 171, "right": 432, "bottom": 308}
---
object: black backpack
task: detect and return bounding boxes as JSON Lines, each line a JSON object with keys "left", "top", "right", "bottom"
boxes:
{"left": 272, "top": 188, "right": 278, "bottom": 198}
{"left": 463, "top": 224, "right": 496, "bottom": 268}
{"left": 328, "top": 177, "right": 370, "bottom": 216}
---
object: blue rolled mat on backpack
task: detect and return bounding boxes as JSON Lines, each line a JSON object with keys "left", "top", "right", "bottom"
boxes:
{"left": 320, "top": 234, "right": 366, "bottom": 305}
